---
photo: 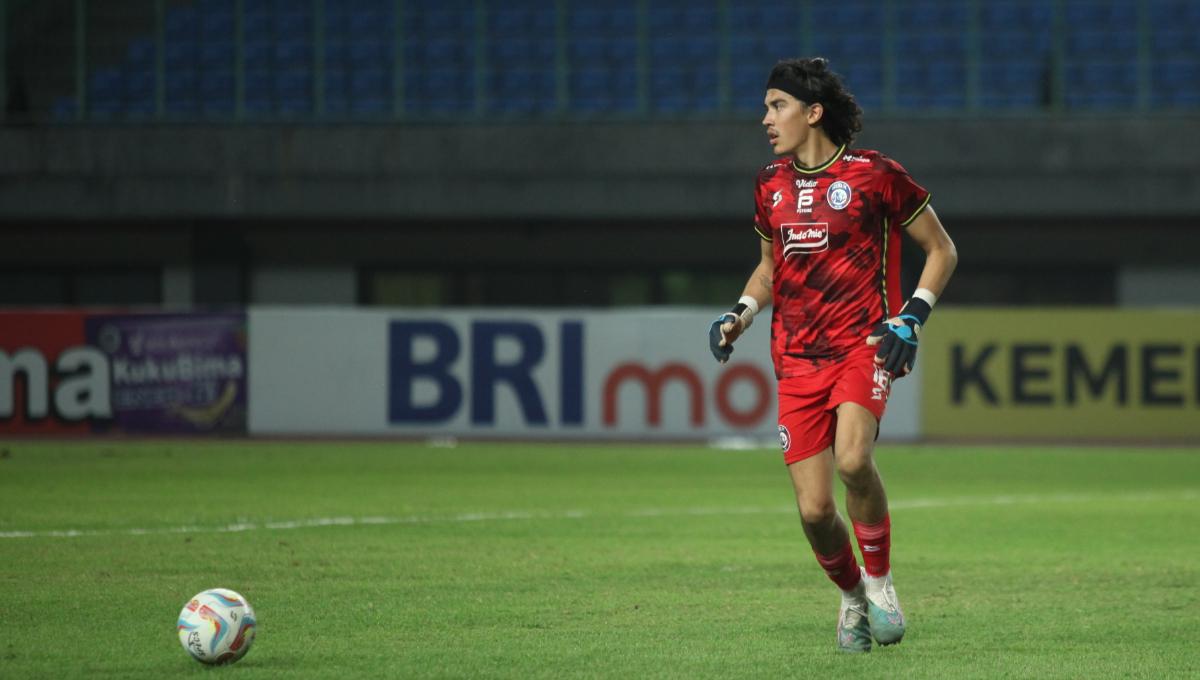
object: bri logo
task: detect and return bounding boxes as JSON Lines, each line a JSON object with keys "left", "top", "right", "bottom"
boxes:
{"left": 780, "top": 223, "right": 829, "bottom": 258}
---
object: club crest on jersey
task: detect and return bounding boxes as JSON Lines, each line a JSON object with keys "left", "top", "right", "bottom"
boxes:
{"left": 778, "top": 425, "right": 791, "bottom": 452}
{"left": 780, "top": 222, "right": 829, "bottom": 258}
{"left": 827, "top": 181, "right": 852, "bottom": 210}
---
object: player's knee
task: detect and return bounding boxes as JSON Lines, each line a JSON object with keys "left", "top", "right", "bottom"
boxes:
{"left": 798, "top": 497, "right": 838, "bottom": 526}
{"left": 835, "top": 447, "right": 875, "bottom": 486}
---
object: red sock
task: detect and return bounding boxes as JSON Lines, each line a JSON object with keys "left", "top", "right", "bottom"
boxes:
{"left": 813, "top": 542, "right": 862, "bottom": 592}
{"left": 852, "top": 515, "right": 892, "bottom": 577}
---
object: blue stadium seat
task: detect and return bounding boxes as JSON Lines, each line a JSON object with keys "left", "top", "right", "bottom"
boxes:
{"left": 324, "top": 68, "right": 348, "bottom": 96}
{"left": 164, "top": 70, "right": 198, "bottom": 108}
{"left": 244, "top": 40, "right": 274, "bottom": 71}
{"left": 165, "top": 7, "right": 198, "bottom": 40}
{"left": 680, "top": 6, "right": 718, "bottom": 31}
{"left": 1065, "top": 0, "right": 1136, "bottom": 27}
{"left": 200, "top": 10, "right": 234, "bottom": 42}
{"left": 165, "top": 41, "right": 199, "bottom": 71}
{"left": 895, "top": 33, "right": 965, "bottom": 59}
{"left": 350, "top": 96, "right": 390, "bottom": 117}
{"left": 200, "top": 71, "right": 234, "bottom": 100}
{"left": 981, "top": 60, "right": 1045, "bottom": 93}
{"left": 351, "top": 69, "right": 390, "bottom": 98}
{"left": 275, "top": 11, "right": 313, "bottom": 41}
{"left": 242, "top": 10, "right": 271, "bottom": 39}
{"left": 490, "top": 38, "right": 555, "bottom": 67}
{"left": 412, "top": 8, "right": 473, "bottom": 36}
{"left": 651, "top": 36, "right": 718, "bottom": 64}
{"left": 420, "top": 39, "right": 473, "bottom": 69}
{"left": 895, "top": 1, "right": 968, "bottom": 30}
{"left": 1067, "top": 30, "right": 1136, "bottom": 58}
{"left": 1153, "top": 29, "right": 1200, "bottom": 57}
{"left": 275, "top": 40, "right": 313, "bottom": 69}
{"left": 350, "top": 40, "right": 391, "bottom": 68}
{"left": 729, "top": 4, "right": 799, "bottom": 32}
{"left": 981, "top": 31, "right": 1052, "bottom": 59}
{"left": 568, "top": 8, "right": 604, "bottom": 33}
{"left": 324, "top": 40, "right": 351, "bottom": 70}
{"left": 1150, "top": 0, "right": 1200, "bottom": 27}
{"left": 841, "top": 63, "right": 883, "bottom": 93}
{"left": 123, "top": 98, "right": 156, "bottom": 118}
{"left": 823, "top": 2, "right": 883, "bottom": 28}
{"left": 324, "top": 6, "right": 350, "bottom": 39}
{"left": 88, "top": 67, "right": 123, "bottom": 105}
{"left": 199, "top": 41, "right": 235, "bottom": 70}
{"left": 1153, "top": 59, "right": 1200, "bottom": 89}
{"left": 126, "top": 38, "right": 155, "bottom": 69}
{"left": 124, "top": 66, "right": 155, "bottom": 100}
{"left": 569, "top": 37, "right": 607, "bottom": 64}
{"left": 52, "top": 96, "right": 78, "bottom": 121}
{"left": 811, "top": 33, "right": 882, "bottom": 62}
{"left": 981, "top": 2, "right": 1023, "bottom": 29}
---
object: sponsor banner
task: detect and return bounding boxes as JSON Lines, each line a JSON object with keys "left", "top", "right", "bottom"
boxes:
{"left": 0, "top": 312, "right": 92, "bottom": 435}
{"left": 1, "top": 311, "right": 247, "bottom": 435}
{"left": 921, "top": 308, "right": 1200, "bottom": 439}
{"left": 248, "top": 307, "right": 920, "bottom": 440}
{"left": 84, "top": 313, "right": 248, "bottom": 434}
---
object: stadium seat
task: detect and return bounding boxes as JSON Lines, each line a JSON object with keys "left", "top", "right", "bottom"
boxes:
{"left": 275, "top": 41, "right": 313, "bottom": 69}
{"left": 1065, "top": 0, "right": 1136, "bottom": 27}
{"left": 351, "top": 69, "right": 390, "bottom": 99}
{"left": 981, "top": 31, "right": 1053, "bottom": 59}
{"left": 125, "top": 38, "right": 155, "bottom": 69}
{"left": 242, "top": 10, "right": 270, "bottom": 39}
{"left": 275, "top": 11, "right": 313, "bottom": 41}
{"left": 164, "top": 69, "right": 198, "bottom": 103}
{"left": 1067, "top": 30, "right": 1137, "bottom": 58}
{"left": 350, "top": 41, "right": 390, "bottom": 69}
{"left": 165, "top": 41, "right": 199, "bottom": 71}
{"left": 165, "top": 7, "right": 199, "bottom": 40}
{"left": 124, "top": 66, "right": 155, "bottom": 100}
{"left": 200, "top": 10, "right": 234, "bottom": 42}
{"left": 895, "top": 1, "right": 968, "bottom": 30}
{"left": 199, "top": 41, "right": 235, "bottom": 70}
{"left": 244, "top": 40, "right": 274, "bottom": 71}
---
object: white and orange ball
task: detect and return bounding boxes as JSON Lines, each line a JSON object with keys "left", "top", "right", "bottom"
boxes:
{"left": 176, "top": 588, "right": 257, "bottom": 665}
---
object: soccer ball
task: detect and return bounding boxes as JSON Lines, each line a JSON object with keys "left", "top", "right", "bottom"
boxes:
{"left": 176, "top": 588, "right": 257, "bottom": 665}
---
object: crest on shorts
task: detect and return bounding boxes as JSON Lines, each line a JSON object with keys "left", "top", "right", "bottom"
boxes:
{"left": 827, "top": 180, "right": 851, "bottom": 210}
{"left": 778, "top": 424, "right": 791, "bottom": 452}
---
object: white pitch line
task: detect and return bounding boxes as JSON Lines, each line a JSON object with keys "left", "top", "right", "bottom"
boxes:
{"left": 1, "top": 489, "right": 1196, "bottom": 540}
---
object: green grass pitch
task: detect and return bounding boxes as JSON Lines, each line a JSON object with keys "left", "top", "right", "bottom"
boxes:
{"left": 1, "top": 440, "right": 1198, "bottom": 679}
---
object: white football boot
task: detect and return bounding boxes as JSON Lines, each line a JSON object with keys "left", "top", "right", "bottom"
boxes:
{"left": 863, "top": 568, "right": 906, "bottom": 645}
{"left": 836, "top": 577, "right": 872, "bottom": 653}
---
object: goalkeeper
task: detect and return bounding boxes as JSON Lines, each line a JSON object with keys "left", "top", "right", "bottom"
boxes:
{"left": 709, "top": 58, "right": 957, "bottom": 653}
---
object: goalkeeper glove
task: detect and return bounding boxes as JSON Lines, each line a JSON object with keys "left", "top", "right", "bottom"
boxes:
{"left": 867, "top": 295, "right": 933, "bottom": 377}
{"left": 709, "top": 297, "right": 758, "bottom": 363}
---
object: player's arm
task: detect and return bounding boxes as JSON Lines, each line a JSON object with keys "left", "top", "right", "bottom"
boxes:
{"left": 867, "top": 206, "right": 958, "bottom": 376}
{"left": 904, "top": 206, "right": 957, "bottom": 300}
{"left": 710, "top": 238, "right": 774, "bottom": 363}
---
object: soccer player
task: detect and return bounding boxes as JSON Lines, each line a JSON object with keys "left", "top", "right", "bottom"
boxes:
{"left": 709, "top": 57, "right": 957, "bottom": 653}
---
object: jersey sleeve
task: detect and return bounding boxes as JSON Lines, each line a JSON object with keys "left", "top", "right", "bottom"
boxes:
{"left": 753, "top": 176, "right": 773, "bottom": 241}
{"left": 879, "top": 156, "right": 931, "bottom": 228}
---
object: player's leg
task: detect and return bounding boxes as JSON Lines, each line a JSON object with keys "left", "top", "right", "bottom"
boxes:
{"left": 832, "top": 397, "right": 905, "bottom": 645}
{"left": 786, "top": 449, "right": 871, "bottom": 653}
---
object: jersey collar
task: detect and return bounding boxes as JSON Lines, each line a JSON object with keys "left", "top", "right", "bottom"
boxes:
{"left": 791, "top": 144, "right": 846, "bottom": 174}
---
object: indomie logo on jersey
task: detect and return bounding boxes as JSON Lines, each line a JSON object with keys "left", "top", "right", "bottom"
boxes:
{"left": 781, "top": 223, "right": 829, "bottom": 258}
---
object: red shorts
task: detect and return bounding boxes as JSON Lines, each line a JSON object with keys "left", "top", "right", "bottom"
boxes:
{"left": 777, "top": 344, "right": 893, "bottom": 465}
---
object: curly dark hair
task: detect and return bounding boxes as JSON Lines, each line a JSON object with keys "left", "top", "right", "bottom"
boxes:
{"left": 767, "top": 57, "right": 864, "bottom": 147}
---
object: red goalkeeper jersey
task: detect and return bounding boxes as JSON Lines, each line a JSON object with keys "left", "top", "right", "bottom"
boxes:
{"left": 753, "top": 145, "right": 931, "bottom": 379}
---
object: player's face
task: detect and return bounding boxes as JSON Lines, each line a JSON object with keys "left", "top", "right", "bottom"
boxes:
{"left": 762, "top": 89, "right": 816, "bottom": 157}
